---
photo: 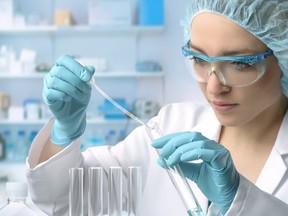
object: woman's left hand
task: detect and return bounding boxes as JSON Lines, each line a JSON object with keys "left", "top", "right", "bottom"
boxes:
{"left": 152, "top": 131, "right": 240, "bottom": 215}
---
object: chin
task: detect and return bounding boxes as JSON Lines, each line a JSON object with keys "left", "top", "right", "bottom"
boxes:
{"left": 214, "top": 113, "right": 244, "bottom": 127}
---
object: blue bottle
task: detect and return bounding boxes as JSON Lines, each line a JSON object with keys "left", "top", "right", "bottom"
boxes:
{"left": 3, "top": 130, "right": 14, "bottom": 161}
{"left": 139, "top": 0, "right": 164, "bottom": 26}
{"left": 14, "top": 130, "right": 28, "bottom": 162}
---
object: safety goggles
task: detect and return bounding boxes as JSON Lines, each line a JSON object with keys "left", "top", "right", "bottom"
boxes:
{"left": 182, "top": 41, "right": 274, "bottom": 87}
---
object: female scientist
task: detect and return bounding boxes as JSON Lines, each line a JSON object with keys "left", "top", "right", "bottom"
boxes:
{"left": 26, "top": 0, "right": 288, "bottom": 215}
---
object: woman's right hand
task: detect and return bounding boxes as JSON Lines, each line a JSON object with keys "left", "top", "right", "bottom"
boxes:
{"left": 42, "top": 55, "right": 95, "bottom": 146}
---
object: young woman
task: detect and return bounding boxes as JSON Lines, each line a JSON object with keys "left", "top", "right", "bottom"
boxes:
{"left": 26, "top": 0, "right": 288, "bottom": 215}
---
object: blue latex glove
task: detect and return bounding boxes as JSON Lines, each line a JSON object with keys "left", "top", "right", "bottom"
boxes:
{"left": 42, "top": 55, "right": 95, "bottom": 146}
{"left": 152, "top": 131, "right": 240, "bottom": 215}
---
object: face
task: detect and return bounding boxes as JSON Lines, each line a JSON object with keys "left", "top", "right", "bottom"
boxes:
{"left": 190, "top": 13, "right": 283, "bottom": 127}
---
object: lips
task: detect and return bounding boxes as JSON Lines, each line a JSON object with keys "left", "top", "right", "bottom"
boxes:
{"left": 211, "top": 101, "right": 238, "bottom": 112}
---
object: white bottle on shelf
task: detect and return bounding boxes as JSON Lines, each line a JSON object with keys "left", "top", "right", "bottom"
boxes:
{"left": 0, "top": 182, "right": 37, "bottom": 216}
{"left": 0, "top": 46, "right": 9, "bottom": 73}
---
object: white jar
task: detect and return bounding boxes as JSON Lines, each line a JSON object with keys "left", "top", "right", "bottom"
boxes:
{"left": 23, "top": 99, "right": 40, "bottom": 120}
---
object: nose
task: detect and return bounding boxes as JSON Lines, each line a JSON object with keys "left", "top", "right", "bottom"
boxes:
{"left": 206, "top": 69, "right": 231, "bottom": 95}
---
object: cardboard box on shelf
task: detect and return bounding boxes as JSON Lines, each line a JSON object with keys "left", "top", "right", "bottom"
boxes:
{"left": 54, "top": 10, "right": 75, "bottom": 26}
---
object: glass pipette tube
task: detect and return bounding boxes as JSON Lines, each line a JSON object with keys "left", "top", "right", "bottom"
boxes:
{"left": 90, "top": 75, "right": 145, "bottom": 126}
{"left": 90, "top": 75, "right": 203, "bottom": 216}
{"left": 145, "top": 122, "right": 204, "bottom": 216}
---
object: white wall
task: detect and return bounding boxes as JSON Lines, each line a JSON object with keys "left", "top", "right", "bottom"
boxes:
{"left": 137, "top": 0, "right": 205, "bottom": 104}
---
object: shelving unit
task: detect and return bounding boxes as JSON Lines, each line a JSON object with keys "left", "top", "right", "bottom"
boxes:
{"left": 0, "top": 23, "right": 165, "bottom": 166}
{"left": 0, "top": 25, "right": 164, "bottom": 35}
{"left": 0, "top": 2, "right": 165, "bottom": 211}
{"left": 0, "top": 71, "right": 164, "bottom": 79}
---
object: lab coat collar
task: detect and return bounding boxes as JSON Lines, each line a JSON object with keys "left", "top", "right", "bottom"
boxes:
{"left": 256, "top": 110, "right": 288, "bottom": 194}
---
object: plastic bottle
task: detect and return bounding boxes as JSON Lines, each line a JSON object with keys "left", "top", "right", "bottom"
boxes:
{"left": 3, "top": 130, "right": 14, "bottom": 161}
{"left": 0, "top": 133, "right": 5, "bottom": 160}
{"left": 28, "top": 130, "right": 38, "bottom": 143}
{"left": 14, "top": 130, "right": 28, "bottom": 162}
{"left": 0, "top": 182, "right": 37, "bottom": 216}
{"left": 105, "top": 129, "right": 118, "bottom": 146}
{"left": 0, "top": 45, "right": 9, "bottom": 73}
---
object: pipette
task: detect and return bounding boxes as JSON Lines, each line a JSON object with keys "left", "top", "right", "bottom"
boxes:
{"left": 90, "top": 75, "right": 204, "bottom": 216}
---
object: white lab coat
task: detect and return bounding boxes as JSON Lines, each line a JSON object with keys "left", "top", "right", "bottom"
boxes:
{"left": 26, "top": 102, "right": 288, "bottom": 216}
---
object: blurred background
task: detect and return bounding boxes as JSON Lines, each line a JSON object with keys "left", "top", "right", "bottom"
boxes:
{"left": 0, "top": 0, "right": 206, "bottom": 206}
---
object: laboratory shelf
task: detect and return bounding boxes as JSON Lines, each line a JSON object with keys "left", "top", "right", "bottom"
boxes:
{"left": 0, "top": 71, "right": 164, "bottom": 79}
{"left": 0, "top": 118, "right": 145, "bottom": 126}
{"left": 0, "top": 119, "right": 47, "bottom": 125}
{"left": 0, "top": 25, "right": 164, "bottom": 36}
{"left": 0, "top": 73, "right": 46, "bottom": 79}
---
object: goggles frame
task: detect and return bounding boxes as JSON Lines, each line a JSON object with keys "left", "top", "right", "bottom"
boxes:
{"left": 182, "top": 41, "right": 274, "bottom": 87}
{"left": 182, "top": 41, "right": 274, "bottom": 64}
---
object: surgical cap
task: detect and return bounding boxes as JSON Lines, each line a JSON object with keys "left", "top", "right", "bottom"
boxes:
{"left": 182, "top": 0, "right": 288, "bottom": 95}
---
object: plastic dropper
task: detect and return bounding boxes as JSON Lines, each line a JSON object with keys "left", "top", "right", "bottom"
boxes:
{"left": 90, "top": 75, "right": 204, "bottom": 216}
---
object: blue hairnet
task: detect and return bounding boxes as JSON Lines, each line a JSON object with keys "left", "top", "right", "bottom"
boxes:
{"left": 182, "top": 0, "right": 288, "bottom": 95}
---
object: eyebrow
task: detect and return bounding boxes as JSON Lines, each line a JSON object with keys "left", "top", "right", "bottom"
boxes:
{"left": 189, "top": 43, "right": 262, "bottom": 56}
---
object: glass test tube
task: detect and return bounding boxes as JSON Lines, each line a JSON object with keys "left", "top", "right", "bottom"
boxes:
{"left": 88, "top": 167, "right": 103, "bottom": 216}
{"left": 127, "top": 166, "right": 142, "bottom": 216}
{"left": 108, "top": 167, "right": 122, "bottom": 216}
{"left": 69, "top": 168, "right": 84, "bottom": 216}
{"left": 145, "top": 122, "right": 204, "bottom": 216}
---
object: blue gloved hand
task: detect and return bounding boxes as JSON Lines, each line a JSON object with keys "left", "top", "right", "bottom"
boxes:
{"left": 43, "top": 55, "right": 95, "bottom": 146}
{"left": 152, "top": 131, "right": 240, "bottom": 215}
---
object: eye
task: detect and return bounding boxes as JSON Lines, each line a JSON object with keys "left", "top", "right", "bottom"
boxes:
{"left": 192, "top": 57, "right": 207, "bottom": 65}
{"left": 231, "top": 61, "right": 252, "bottom": 69}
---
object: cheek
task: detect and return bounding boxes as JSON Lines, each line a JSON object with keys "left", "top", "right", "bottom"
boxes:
{"left": 198, "top": 83, "right": 208, "bottom": 97}
{"left": 257, "top": 58, "right": 282, "bottom": 96}
{"left": 239, "top": 60, "right": 282, "bottom": 109}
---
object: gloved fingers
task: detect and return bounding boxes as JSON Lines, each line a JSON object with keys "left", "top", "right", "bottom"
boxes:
{"left": 50, "top": 65, "right": 91, "bottom": 95}
{"left": 151, "top": 132, "right": 186, "bottom": 148}
{"left": 180, "top": 145, "right": 229, "bottom": 170}
{"left": 163, "top": 142, "right": 192, "bottom": 166}
{"left": 43, "top": 74, "right": 71, "bottom": 103}
{"left": 158, "top": 137, "right": 228, "bottom": 169}
{"left": 85, "top": 65, "right": 96, "bottom": 79}
{"left": 158, "top": 132, "right": 195, "bottom": 157}
{"left": 156, "top": 157, "right": 170, "bottom": 169}
{"left": 163, "top": 141, "right": 209, "bottom": 166}
{"left": 43, "top": 87, "right": 70, "bottom": 104}
{"left": 179, "top": 162, "right": 202, "bottom": 181}
{"left": 157, "top": 132, "right": 221, "bottom": 159}
{"left": 55, "top": 55, "right": 95, "bottom": 82}
{"left": 152, "top": 131, "right": 204, "bottom": 150}
{"left": 44, "top": 72, "right": 90, "bottom": 103}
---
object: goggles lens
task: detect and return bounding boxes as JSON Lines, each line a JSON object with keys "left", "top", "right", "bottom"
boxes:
{"left": 182, "top": 42, "right": 273, "bottom": 87}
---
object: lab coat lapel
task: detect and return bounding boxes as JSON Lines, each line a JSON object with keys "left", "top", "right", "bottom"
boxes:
{"left": 256, "top": 148, "right": 287, "bottom": 194}
{"left": 256, "top": 111, "right": 288, "bottom": 194}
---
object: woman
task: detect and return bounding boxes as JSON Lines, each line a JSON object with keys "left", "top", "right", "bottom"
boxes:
{"left": 26, "top": 0, "right": 288, "bottom": 215}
